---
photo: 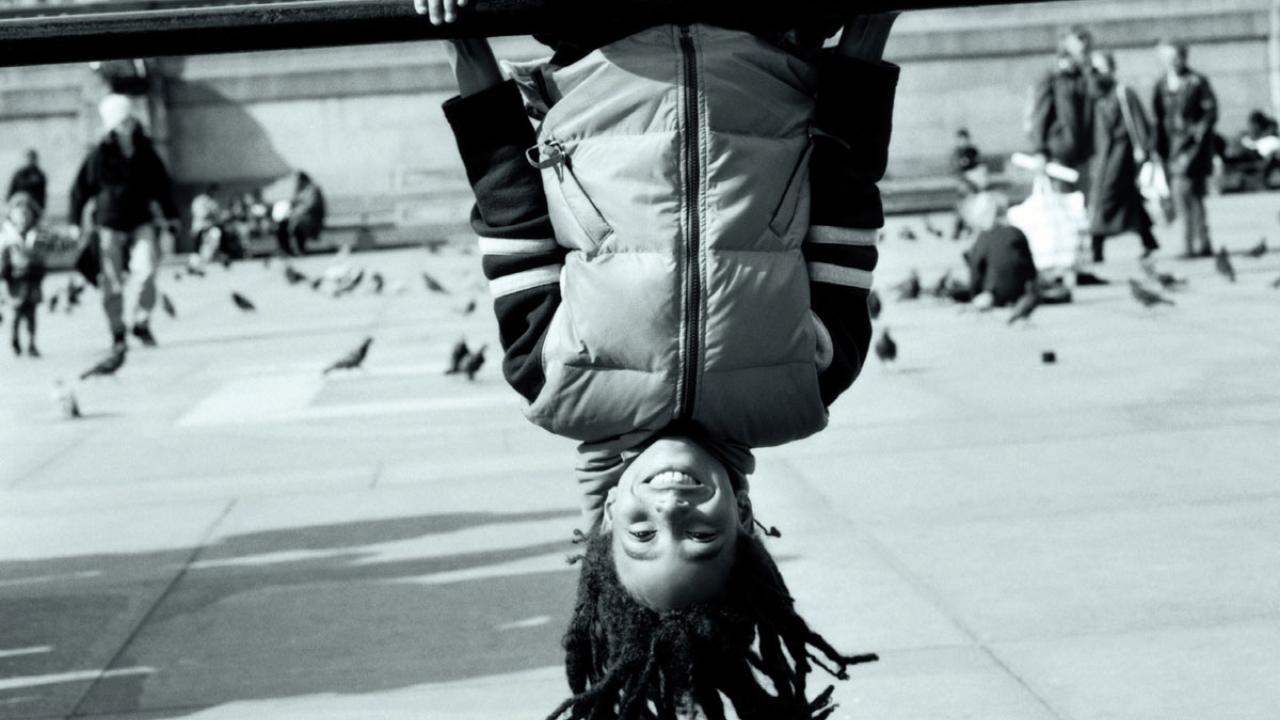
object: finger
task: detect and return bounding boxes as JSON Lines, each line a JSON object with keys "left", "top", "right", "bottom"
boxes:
{"left": 443, "top": 0, "right": 458, "bottom": 23}
{"left": 427, "top": 0, "right": 442, "bottom": 24}
{"left": 412, "top": 0, "right": 428, "bottom": 15}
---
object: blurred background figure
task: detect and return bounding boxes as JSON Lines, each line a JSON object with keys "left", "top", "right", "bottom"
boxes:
{"left": 1087, "top": 51, "right": 1160, "bottom": 263}
{"left": 190, "top": 183, "right": 224, "bottom": 266}
{"left": 282, "top": 170, "right": 326, "bottom": 256}
{"left": 7, "top": 149, "right": 47, "bottom": 223}
{"left": 952, "top": 127, "right": 990, "bottom": 240}
{"left": 965, "top": 191, "right": 1038, "bottom": 308}
{"left": 0, "top": 192, "right": 49, "bottom": 357}
{"left": 69, "top": 93, "right": 179, "bottom": 352}
{"left": 1153, "top": 38, "right": 1218, "bottom": 259}
{"left": 1029, "top": 26, "right": 1096, "bottom": 196}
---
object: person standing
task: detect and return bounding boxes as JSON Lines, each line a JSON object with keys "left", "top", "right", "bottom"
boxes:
{"left": 7, "top": 150, "right": 47, "bottom": 223}
{"left": 0, "top": 193, "right": 48, "bottom": 357}
{"left": 1152, "top": 39, "right": 1217, "bottom": 258}
{"left": 286, "top": 171, "right": 326, "bottom": 255}
{"left": 1029, "top": 27, "right": 1097, "bottom": 195}
{"left": 1087, "top": 52, "right": 1160, "bottom": 263}
{"left": 69, "top": 94, "right": 179, "bottom": 352}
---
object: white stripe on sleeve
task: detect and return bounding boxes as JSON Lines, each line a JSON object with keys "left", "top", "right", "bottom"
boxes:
{"left": 806, "top": 226, "right": 879, "bottom": 247}
{"left": 477, "top": 236, "right": 560, "bottom": 255}
{"left": 488, "top": 265, "right": 562, "bottom": 298}
{"left": 808, "top": 262, "right": 874, "bottom": 289}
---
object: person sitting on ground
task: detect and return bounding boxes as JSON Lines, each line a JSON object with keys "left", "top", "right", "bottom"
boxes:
{"left": 190, "top": 183, "right": 224, "bottom": 267}
{"left": 966, "top": 191, "right": 1038, "bottom": 308}
{"left": 0, "top": 193, "right": 49, "bottom": 357}
{"left": 429, "top": 1, "right": 896, "bottom": 716}
{"left": 286, "top": 171, "right": 326, "bottom": 256}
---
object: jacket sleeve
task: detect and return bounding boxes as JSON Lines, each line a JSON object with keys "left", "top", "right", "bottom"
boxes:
{"left": 1028, "top": 72, "right": 1056, "bottom": 156}
{"left": 805, "top": 54, "right": 898, "bottom": 407}
{"left": 146, "top": 145, "right": 180, "bottom": 222}
{"left": 1185, "top": 76, "right": 1219, "bottom": 163}
{"left": 68, "top": 154, "right": 96, "bottom": 229}
{"left": 444, "top": 80, "right": 565, "bottom": 403}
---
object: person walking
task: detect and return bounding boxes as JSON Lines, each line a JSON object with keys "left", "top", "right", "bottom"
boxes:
{"left": 1087, "top": 52, "right": 1160, "bottom": 262}
{"left": 69, "top": 94, "right": 179, "bottom": 352}
{"left": 0, "top": 193, "right": 48, "bottom": 357}
{"left": 1029, "top": 27, "right": 1097, "bottom": 195}
{"left": 7, "top": 150, "right": 47, "bottom": 223}
{"left": 1152, "top": 39, "right": 1218, "bottom": 258}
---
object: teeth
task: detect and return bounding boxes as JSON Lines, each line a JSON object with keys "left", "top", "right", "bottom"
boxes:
{"left": 648, "top": 470, "right": 700, "bottom": 486}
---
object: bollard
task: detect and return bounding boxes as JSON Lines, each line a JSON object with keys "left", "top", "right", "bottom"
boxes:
{"left": 0, "top": 0, "right": 1063, "bottom": 67}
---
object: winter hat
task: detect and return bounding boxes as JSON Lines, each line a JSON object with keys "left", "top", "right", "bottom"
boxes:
{"left": 98, "top": 93, "right": 134, "bottom": 132}
{"left": 7, "top": 191, "right": 42, "bottom": 218}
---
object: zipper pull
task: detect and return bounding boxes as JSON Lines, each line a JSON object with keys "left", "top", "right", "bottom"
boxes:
{"left": 526, "top": 140, "right": 567, "bottom": 181}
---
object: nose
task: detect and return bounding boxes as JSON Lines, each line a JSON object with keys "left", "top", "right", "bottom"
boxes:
{"left": 651, "top": 492, "right": 691, "bottom": 517}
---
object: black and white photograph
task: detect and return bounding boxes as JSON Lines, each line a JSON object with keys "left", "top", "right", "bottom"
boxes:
{"left": 1, "top": 0, "right": 1278, "bottom": 718}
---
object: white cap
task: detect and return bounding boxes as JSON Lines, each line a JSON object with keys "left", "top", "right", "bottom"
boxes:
{"left": 98, "top": 94, "right": 134, "bottom": 132}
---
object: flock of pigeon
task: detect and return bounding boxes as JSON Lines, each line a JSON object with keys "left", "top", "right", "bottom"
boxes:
{"left": 870, "top": 225, "right": 1280, "bottom": 368}
{"left": 54, "top": 246, "right": 491, "bottom": 418}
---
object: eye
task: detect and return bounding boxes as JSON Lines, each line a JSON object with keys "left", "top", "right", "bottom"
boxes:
{"left": 686, "top": 531, "right": 718, "bottom": 542}
{"left": 628, "top": 529, "right": 656, "bottom": 542}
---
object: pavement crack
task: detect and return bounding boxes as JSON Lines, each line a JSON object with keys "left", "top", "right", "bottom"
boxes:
{"left": 63, "top": 498, "right": 238, "bottom": 719}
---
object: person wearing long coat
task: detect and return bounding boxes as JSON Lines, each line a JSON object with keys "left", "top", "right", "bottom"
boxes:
{"left": 1087, "top": 52, "right": 1159, "bottom": 263}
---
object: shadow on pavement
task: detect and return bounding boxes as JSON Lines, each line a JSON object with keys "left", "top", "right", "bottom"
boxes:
{"left": 0, "top": 508, "right": 580, "bottom": 719}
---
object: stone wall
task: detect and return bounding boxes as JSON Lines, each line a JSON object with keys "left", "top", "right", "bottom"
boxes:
{"left": 0, "top": 0, "right": 1272, "bottom": 231}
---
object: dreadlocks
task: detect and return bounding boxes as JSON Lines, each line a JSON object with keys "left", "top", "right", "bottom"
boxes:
{"left": 548, "top": 528, "right": 877, "bottom": 720}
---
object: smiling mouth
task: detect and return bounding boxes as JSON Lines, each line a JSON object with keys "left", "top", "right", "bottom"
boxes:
{"left": 644, "top": 470, "right": 703, "bottom": 490}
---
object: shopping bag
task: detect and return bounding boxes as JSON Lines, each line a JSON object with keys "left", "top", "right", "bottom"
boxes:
{"left": 73, "top": 230, "right": 101, "bottom": 287}
{"left": 1007, "top": 175, "right": 1087, "bottom": 273}
{"left": 1138, "top": 160, "right": 1176, "bottom": 224}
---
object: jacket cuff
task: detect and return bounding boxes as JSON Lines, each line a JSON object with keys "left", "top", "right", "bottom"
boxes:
{"left": 443, "top": 81, "right": 538, "bottom": 183}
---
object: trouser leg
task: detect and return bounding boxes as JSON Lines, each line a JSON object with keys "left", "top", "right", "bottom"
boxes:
{"left": 128, "top": 224, "right": 159, "bottom": 326}
{"left": 1091, "top": 234, "right": 1106, "bottom": 263}
{"left": 21, "top": 304, "right": 36, "bottom": 348}
{"left": 99, "top": 228, "right": 128, "bottom": 340}
{"left": 1138, "top": 227, "right": 1160, "bottom": 251}
{"left": 1187, "top": 177, "right": 1211, "bottom": 253}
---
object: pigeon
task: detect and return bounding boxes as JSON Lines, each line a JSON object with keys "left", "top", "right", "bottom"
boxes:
{"left": 310, "top": 277, "right": 324, "bottom": 291}
{"left": 894, "top": 270, "right": 922, "bottom": 301}
{"left": 187, "top": 265, "right": 206, "bottom": 277}
{"left": 463, "top": 344, "right": 487, "bottom": 380}
{"left": 897, "top": 227, "right": 918, "bottom": 242}
{"left": 333, "top": 269, "right": 365, "bottom": 297}
{"left": 922, "top": 216, "right": 945, "bottom": 239}
{"left": 161, "top": 293, "right": 177, "bottom": 318}
{"left": 1215, "top": 247, "right": 1236, "bottom": 282}
{"left": 231, "top": 292, "right": 256, "bottom": 311}
{"left": 422, "top": 271, "right": 449, "bottom": 294}
{"left": 1129, "top": 279, "right": 1175, "bottom": 308}
{"left": 445, "top": 339, "right": 470, "bottom": 374}
{"left": 284, "top": 266, "right": 308, "bottom": 285}
{"left": 930, "top": 270, "right": 952, "bottom": 299}
{"left": 48, "top": 294, "right": 60, "bottom": 313}
{"left": 371, "top": 272, "right": 385, "bottom": 294}
{"left": 424, "top": 239, "right": 447, "bottom": 254}
{"left": 867, "top": 289, "right": 882, "bottom": 320}
{"left": 874, "top": 328, "right": 897, "bottom": 364}
{"left": 173, "top": 272, "right": 184, "bottom": 282}
{"left": 324, "top": 337, "right": 374, "bottom": 374}
{"left": 456, "top": 299, "right": 477, "bottom": 316}
{"left": 51, "top": 380, "right": 81, "bottom": 418}
{"left": 1245, "top": 237, "right": 1268, "bottom": 258}
{"left": 1141, "top": 259, "right": 1187, "bottom": 291}
{"left": 1008, "top": 280, "right": 1040, "bottom": 325}
{"left": 80, "top": 349, "right": 126, "bottom": 380}
{"left": 220, "top": 255, "right": 232, "bottom": 270}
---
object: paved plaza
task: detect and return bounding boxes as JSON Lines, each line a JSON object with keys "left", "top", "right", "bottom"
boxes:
{"left": 2, "top": 193, "right": 1280, "bottom": 719}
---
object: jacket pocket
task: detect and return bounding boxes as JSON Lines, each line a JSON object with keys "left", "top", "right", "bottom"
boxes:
{"left": 768, "top": 142, "right": 814, "bottom": 239}
{"left": 530, "top": 139, "right": 614, "bottom": 253}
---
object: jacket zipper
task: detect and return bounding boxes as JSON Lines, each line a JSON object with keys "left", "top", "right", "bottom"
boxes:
{"left": 676, "top": 24, "right": 702, "bottom": 421}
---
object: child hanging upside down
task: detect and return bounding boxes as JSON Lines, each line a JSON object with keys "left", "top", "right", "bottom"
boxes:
{"left": 427, "top": 1, "right": 898, "bottom": 716}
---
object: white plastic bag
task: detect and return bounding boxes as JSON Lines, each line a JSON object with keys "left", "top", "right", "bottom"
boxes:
{"left": 1007, "top": 175, "right": 1087, "bottom": 273}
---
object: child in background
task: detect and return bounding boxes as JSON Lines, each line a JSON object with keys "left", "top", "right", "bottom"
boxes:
{"left": 0, "top": 192, "right": 49, "bottom": 357}
{"left": 428, "top": 1, "right": 897, "bottom": 716}
{"left": 965, "top": 191, "right": 1039, "bottom": 308}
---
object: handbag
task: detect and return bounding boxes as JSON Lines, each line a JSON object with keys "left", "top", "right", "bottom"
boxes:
{"left": 1116, "top": 84, "right": 1176, "bottom": 223}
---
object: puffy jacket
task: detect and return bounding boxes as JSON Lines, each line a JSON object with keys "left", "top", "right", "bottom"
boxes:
{"left": 445, "top": 24, "right": 896, "bottom": 449}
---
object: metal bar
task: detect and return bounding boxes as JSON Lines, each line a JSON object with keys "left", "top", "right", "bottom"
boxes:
{"left": 0, "top": 0, "right": 1061, "bottom": 68}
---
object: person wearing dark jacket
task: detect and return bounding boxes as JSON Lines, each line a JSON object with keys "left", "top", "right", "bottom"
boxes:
{"left": 1029, "top": 27, "right": 1097, "bottom": 195}
{"left": 1087, "top": 52, "right": 1159, "bottom": 262}
{"left": 285, "top": 171, "right": 326, "bottom": 255}
{"left": 966, "top": 192, "right": 1038, "bottom": 306}
{"left": 1153, "top": 39, "right": 1218, "bottom": 258}
{"left": 69, "top": 94, "right": 179, "bottom": 352}
{"left": 7, "top": 150, "right": 47, "bottom": 222}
